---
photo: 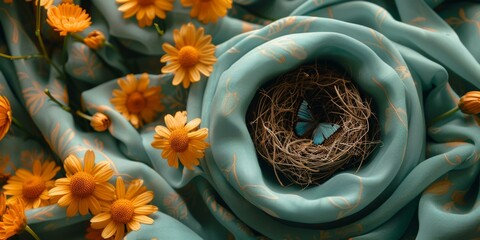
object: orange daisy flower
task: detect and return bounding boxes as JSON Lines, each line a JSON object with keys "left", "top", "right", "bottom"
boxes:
{"left": 180, "top": 0, "right": 232, "bottom": 24}
{"left": 116, "top": 0, "right": 174, "bottom": 27}
{"left": 2, "top": 159, "right": 60, "bottom": 209}
{"left": 0, "top": 96, "right": 12, "bottom": 141}
{"left": 90, "top": 177, "right": 158, "bottom": 240}
{"left": 47, "top": 3, "right": 92, "bottom": 36}
{"left": 0, "top": 199, "right": 27, "bottom": 240}
{"left": 151, "top": 111, "right": 209, "bottom": 170}
{"left": 49, "top": 150, "right": 115, "bottom": 217}
{"left": 161, "top": 23, "right": 217, "bottom": 88}
{"left": 110, "top": 73, "right": 165, "bottom": 129}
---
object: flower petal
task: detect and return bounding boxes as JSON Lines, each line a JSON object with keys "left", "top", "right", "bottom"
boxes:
{"left": 133, "top": 215, "right": 155, "bottom": 224}
{"left": 83, "top": 150, "right": 95, "bottom": 173}
{"left": 93, "top": 183, "right": 115, "bottom": 201}
{"left": 132, "top": 191, "right": 153, "bottom": 207}
{"left": 64, "top": 154, "right": 82, "bottom": 174}
{"left": 102, "top": 221, "right": 118, "bottom": 239}
{"left": 134, "top": 205, "right": 158, "bottom": 215}
{"left": 115, "top": 177, "right": 126, "bottom": 199}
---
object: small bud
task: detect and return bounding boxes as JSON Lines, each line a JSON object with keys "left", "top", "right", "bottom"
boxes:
{"left": 36, "top": 0, "right": 54, "bottom": 8}
{"left": 83, "top": 30, "right": 106, "bottom": 50}
{"left": 90, "top": 113, "right": 110, "bottom": 132}
{"left": 458, "top": 91, "right": 480, "bottom": 115}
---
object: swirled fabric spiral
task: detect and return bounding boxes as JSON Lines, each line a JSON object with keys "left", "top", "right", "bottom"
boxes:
{"left": 0, "top": 0, "right": 479, "bottom": 239}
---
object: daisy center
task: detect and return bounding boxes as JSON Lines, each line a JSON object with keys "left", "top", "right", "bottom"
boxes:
{"left": 178, "top": 46, "right": 200, "bottom": 68}
{"left": 70, "top": 172, "right": 96, "bottom": 198}
{"left": 61, "top": 17, "right": 77, "bottom": 26}
{"left": 126, "top": 92, "right": 146, "bottom": 114}
{"left": 110, "top": 199, "right": 135, "bottom": 224}
{"left": 137, "top": 0, "right": 154, "bottom": 6}
{"left": 22, "top": 176, "right": 46, "bottom": 199}
{"left": 169, "top": 129, "right": 189, "bottom": 152}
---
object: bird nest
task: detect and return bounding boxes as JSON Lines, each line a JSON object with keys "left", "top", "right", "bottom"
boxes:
{"left": 247, "top": 64, "right": 380, "bottom": 187}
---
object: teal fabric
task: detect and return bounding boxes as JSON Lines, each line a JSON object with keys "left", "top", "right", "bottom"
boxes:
{"left": 0, "top": 0, "right": 479, "bottom": 239}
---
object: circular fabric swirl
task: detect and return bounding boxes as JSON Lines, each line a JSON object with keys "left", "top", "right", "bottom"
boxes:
{"left": 188, "top": 15, "right": 479, "bottom": 239}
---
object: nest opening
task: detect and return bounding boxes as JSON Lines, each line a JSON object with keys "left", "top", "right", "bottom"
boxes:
{"left": 247, "top": 63, "right": 380, "bottom": 187}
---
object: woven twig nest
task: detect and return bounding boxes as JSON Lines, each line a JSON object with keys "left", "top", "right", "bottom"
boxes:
{"left": 247, "top": 64, "right": 380, "bottom": 187}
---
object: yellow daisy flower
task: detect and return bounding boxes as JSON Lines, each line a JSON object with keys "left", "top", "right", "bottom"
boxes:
{"left": 49, "top": 150, "right": 115, "bottom": 217}
{"left": 110, "top": 73, "right": 165, "bottom": 129}
{"left": 47, "top": 3, "right": 92, "bottom": 36}
{"left": 180, "top": 0, "right": 232, "bottom": 24}
{"left": 161, "top": 23, "right": 217, "bottom": 88}
{"left": 151, "top": 111, "right": 209, "bottom": 170}
{"left": 0, "top": 96, "right": 12, "bottom": 142}
{"left": 2, "top": 160, "right": 60, "bottom": 210}
{"left": 116, "top": 0, "right": 174, "bottom": 27}
{"left": 90, "top": 177, "right": 158, "bottom": 240}
{"left": 0, "top": 199, "right": 26, "bottom": 240}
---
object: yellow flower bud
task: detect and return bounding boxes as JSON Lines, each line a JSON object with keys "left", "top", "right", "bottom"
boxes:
{"left": 458, "top": 91, "right": 480, "bottom": 115}
{"left": 83, "top": 30, "right": 106, "bottom": 50}
{"left": 0, "top": 96, "right": 12, "bottom": 141}
{"left": 90, "top": 113, "right": 110, "bottom": 132}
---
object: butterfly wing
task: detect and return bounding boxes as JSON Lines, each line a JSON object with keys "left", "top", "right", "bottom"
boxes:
{"left": 295, "top": 100, "right": 315, "bottom": 137}
{"left": 312, "top": 123, "right": 340, "bottom": 145}
{"left": 295, "top": 121, "right": 313, "bottom": 136}
{"left": 297, "top": 100, "right": 314, "bottom": 122}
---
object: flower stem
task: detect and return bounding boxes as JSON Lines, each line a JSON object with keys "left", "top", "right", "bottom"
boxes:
{"left": 75, "top": 110, "right": 92, "bottom": 121}
{"left": 61, "top": 34, "right": 69, "bottom": 68}
{"left": 11, "top": 116, "right": 23, "bottom": 129}
{"left": 0, "top": 52, "right": 44, "bottom": 60}
{"left": 428, "top": 106, "right": 459, "bottom": 127}
{"left": 25, "top": 225, "right": 41, "bottom": 240}
{"left": 70, "top": 33, "right": 84, "bottom": 42}
{"left": 104, "top": 41, "right": 119, "bottom": 52}
{"left": 44, "top": 88, "right": 71, "bottom": 112}
{"left": 44, "top": 89, "right": 95, "bottom": 122}
{"left": 34, "top": 3, "right": 62, "bottom": 75}
{"left": 154, "top": 23, "right": 165, "bottom": 36}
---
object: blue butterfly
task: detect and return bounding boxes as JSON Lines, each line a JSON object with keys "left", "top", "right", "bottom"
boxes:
{"left": 294, "top": 100, "right": 340, "bottom": 145}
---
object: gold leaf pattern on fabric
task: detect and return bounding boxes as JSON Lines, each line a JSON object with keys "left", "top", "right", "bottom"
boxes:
{"left": 426, "top": 177, "right": 453, "bottom": 195}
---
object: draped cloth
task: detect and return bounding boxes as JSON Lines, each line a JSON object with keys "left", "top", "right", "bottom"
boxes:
{"left": 0, "top": 0, "right": 479, "bottom": 239}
